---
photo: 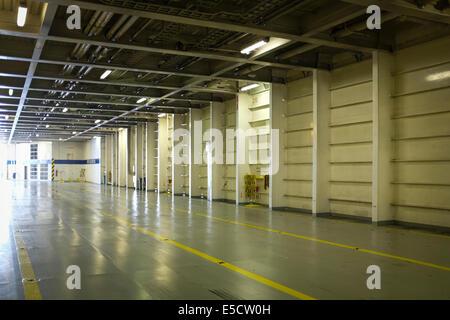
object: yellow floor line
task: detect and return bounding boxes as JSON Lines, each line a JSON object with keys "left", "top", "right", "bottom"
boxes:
{"left": 92, "top": 184, "right": 450, "bottom": 240}
{"left": 12, "top": 228, "right": 42, "bottom": 300}
{"left": 68, "top": 187, "right": 450, "bottom": 272}
{"left": 239, "top": 203, "right": 450, "bottom": 240}
{"left": 57, "top": 191, "right": 316, "bottom": 300}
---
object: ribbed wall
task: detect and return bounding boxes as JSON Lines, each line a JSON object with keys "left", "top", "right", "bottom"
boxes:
{"left": 284, "top": 76, "right": 313, "bottom": 210}
{"left": 222, "top": 98, "right": 237, "bottom": 201}
{"left": 200, "top": 106, "right": 210, "bottom": 198}
{"left": 392, "top": 36, "right": 450, "bottom": 227}
{"left": 328, "top": 59, "right": 373, "bottom": 218}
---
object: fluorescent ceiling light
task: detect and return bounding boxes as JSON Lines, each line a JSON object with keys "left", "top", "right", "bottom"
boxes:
{"left": 95, "top": 119, "right": 101, "bottom": 124}
{"left": 62, "top": 107, "right": 68, "bottom": 112}
{"left": 241, "top": 40, "right": 268, "bottom": 55}
{"left": 46, "top": 125, "right": 49, "bottom": 128}
{"left": 72, "top": 131, "right": 77, "bottom": 134}
{"left": 137, "top": 97, "right": 146, "bottom": 104}
{"left": 8, "top": 89, "right": 13, "bottom": 96}
{"left": 36, "top": 134, "right": 39, "bottom": 137}
{"left": 158, "top": 113, "right": 166, "bottom": 118}
{"left": 240, "top": 83, "right": 260, "bottom": 92}
{"left": 100, "top": 70, "right": 112, "bottom": 80}
{"left": 17, "top": 5, "right": 27, "bottom": 28}
{"left": 59, "top": 138, "right": 63, "bottom": 141}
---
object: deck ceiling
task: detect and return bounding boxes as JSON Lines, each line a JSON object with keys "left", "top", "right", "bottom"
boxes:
{"left": 0, "top": 0, "right": 448, "bottom": 142}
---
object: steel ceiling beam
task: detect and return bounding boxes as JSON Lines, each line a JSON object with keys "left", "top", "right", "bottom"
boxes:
{"left": 0, "top": 55, "right": 276, "bottom": 84}
{"left": 341, "top": 0, "right": 450, "bottom": 24}
{"left": 8, "top": 3, "right": 58, "bottom": 144}
{"left": 39, "top": 0, "right": 381, "bottom": 52}
{"left": 24, "top": 97, "right": 199, "bottom": 109}
{"left": 0, "top": 31, "right": 313, "bottom": 71}
{"left": 0, "top": 72, "right": 237, "bottom": 95}
{"left": 0, "top": 85, "right": 217, "bottom": 103}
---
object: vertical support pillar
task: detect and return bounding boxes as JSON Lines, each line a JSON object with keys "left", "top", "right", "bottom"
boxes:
{"left": 159, "top": 116, "right": 168, "bottom": 193}
{"left": 189, "top": 108, "right": 202, "bottom": 198}
{"left": 136, "top": 124, "right": 143, "bottom": 190}
{"left": 211, "top": 101, "right": 225, "bottom": 201}
{"left": 372, "top": 51, "right": 394, "bottom": 225}
{"left": 146, "top": 121, "right": 158, "bottom": 191}
{"left": 127, "top": 126, "right": 135, "bottom": 189}
{"left": 118, "top": 128, "right": 128, "bottom": 187}
{"left": 312, "top": 69, "right": 331, "bottom": 217}
{"left": 173, "top": 114, "right": 184, "bottom": 195}
{"left": 236, "top": 93, "right": 252, "bottom": 205}
{"left": 270, "top": 83, "right": 287, "bottom": 209}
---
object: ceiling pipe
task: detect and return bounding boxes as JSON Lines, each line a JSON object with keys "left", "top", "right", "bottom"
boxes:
{"left": 332, "top": 12, "right": 399, "bottom": 38}
{"left": 277, "top": 13, "right": 399, "bottom": 61}
{"left": 111, "top": 16, "right": 139, "bottom": 41}
{"left": 106, "top": 15, "right": 130, "bottom": 40}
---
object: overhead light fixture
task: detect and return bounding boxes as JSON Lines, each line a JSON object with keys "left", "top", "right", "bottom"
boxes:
{"left": 158, "top": 113, "right": 166, "bottom": 118}
{"left": 59, "top": 138, "right": 63, "bottom": 141}
{"left": 240, "top": 83, "right": 260, "bottom": 92}
{"left": 50, "top": 107, "right": 55, "bottom": 112}
{"left": 95, "top": 119, "right": 101, "bottom": 124}
{"left": 36, "top": 134, "right": 39, "bottom": 137}
{"left": 100, "top": 70, "right": 112, "bottom": 80}
{"left": 46, "top": 125, "right": 49, "bottom": 128}
{"left": 137, "top": 97, "right": 147, "bottom": 104}
{"left": 241, "top": 39, "right": 268, "bottom": 55}
{"left": 4, "top": 115, "right": 9, "bottom": 120}
{"left": 17, "top": 3, "right": 27, "bottom": 28}
{"left": 8, "top": 89, "right": 13, "bottom": 96}
{"left": 62, "top": 107, "right": 68, "bottom": 112}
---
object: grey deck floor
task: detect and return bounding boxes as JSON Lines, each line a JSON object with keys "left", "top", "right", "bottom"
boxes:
{"left": 1, "top": 180, "right": 449, "bottom": 300}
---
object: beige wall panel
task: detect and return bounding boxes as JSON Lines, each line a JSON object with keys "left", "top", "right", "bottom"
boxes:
{"left": 330, "top": 144, "right": 372, "bottom": 162}
{"left": 394, "top": 64, "right": 450, "bottom": 95}
{"left": 330, "top": 201, "right": 371, "bottom": 218}
{"left": 330, "top": 183, "right": 372, "bottom": 202}
{"left": 285, "top": 198, "right": 312, "bottom": 210}
{"left": 330, "top": 102, "right": 372, "bottom": 125}
{"left": 252, "top": 108, "right": 270, "bottom": 121}
{"left": 285, "top": 165, "right": 312, "bottom": 180}
{"left": 393, "top": 162, "right": 450, "bottom": 185}
{"left": 287, "top": 77, "right": 313, "bottom": 100}
{"left": 287, "top": 95, "right": 313, "bottom": 114}
{"left": 331, "top": 60, "right": 372, "bottom": 88}
{"left": 330, "top": 123, "right": 372, "bottom": 144}
{"left": 394, "top": 113, "right": 450, "bottom": 139}
{"left": 331, "top": 82, "right": 372, "bottom": 107}
{"left": 251, "top": 90, "right": 270, "bottom": 108}
{"left": 394, "top": 36, "right": 450, "bottom": 74}
{"left": 285, "top": 180, "right": 312, "bottom": 197}
{"left": 393, "top": 207, "right": 450, "bottom": 228}
{"left": 286, "top": 148, "right": 312, "bottom": 163}
{"left": 393, "top": 88, "right": 450, "bottom": 116}
{"left": 286, "top": 131, "right": 312, "bottom": 146}
{"left": 331, "top": 164, "right": 372, "bottom": 182}
{"left": 394, "top": 137, "right": 450, "bottom": 160}
{"left": 286, "top": 116, "right": 313, "bottom": 130}
{"left": 395, "top": 185, "right": 450, "bottom": 209}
